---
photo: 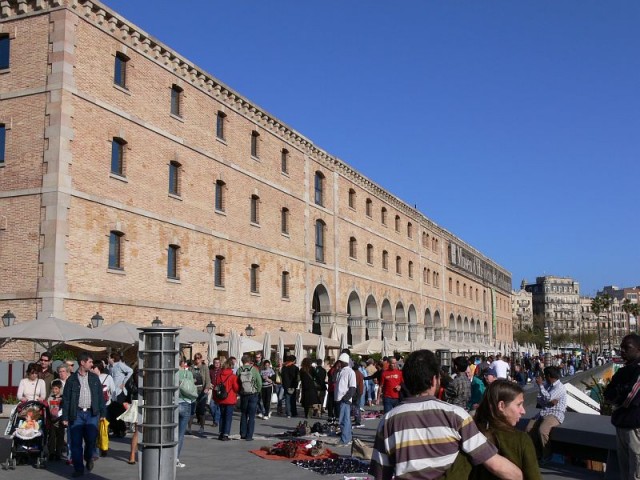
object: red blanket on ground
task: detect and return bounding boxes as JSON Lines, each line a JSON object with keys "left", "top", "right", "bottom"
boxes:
{"left": 250, "top": 443, "right": 337, "bottom": 462}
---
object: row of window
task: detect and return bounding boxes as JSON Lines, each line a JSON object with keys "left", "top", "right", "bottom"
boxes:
{"left": 448, "top": 277, "right": 485, "bottom": 305}
{"left": 348, "top": 189, "right": 440, "bottom": 252}
{"left": 108, "top": 231, "right": 291, "bottom": 298}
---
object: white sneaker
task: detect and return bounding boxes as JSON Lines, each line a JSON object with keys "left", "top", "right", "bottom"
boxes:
{"left": 257, "top": 413, "right": 264, "bottom": 419}
{"left": 176, "top": 460, "right": 186, "bottom": 468}
{"left": 267, "top": 413, "right": 271, "bottom": 419}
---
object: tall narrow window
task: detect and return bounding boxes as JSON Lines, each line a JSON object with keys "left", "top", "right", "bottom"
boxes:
{"left": 365, "top": 198, "right": 372, "bottom": 217}
{"left": 315, "top": 220, "right": 325, "bottom": 263}
{"left": 214, "top": 255, "right": 225, "bottom": 287}
{"left": 169, "top": 161, "right": 180, "bottom": 196}
{"left": 349, "top": 237, "right": 357, "bottom": 259}
{"left": 434, "top": 271, "right": 438, "bottom": 287}
{"left": 281, "top": 207, "right": 290, "bottom": 234}
{"left": 348, "top": 189, "right": 356, "bottom": 209}
{"left": 366, "top": 244, "right": 373, "bottom": 265}
{"left": 422, "top": 232, "right": 428, "bottom": 247}
{"left": 449, "top": 277, "right": 453, "bottom": 293}
{"left": 108, "top": 231, "right": 124, "bottom": 270}
{"left": 407, "top": 222, "right": 413, "bottom": 239}
{"left": 381, "top": 207, "right": 387, "bottom": 225}
{"left": 314, "top": 171, "right": 324, "bottom": 206}
{"left": 456, "top": 281, "right": 460, "bottom": 295}
{"left": 171, "top": 85, "right": 183, "bottom": 117}
{"left": 216, "top": 111, "right": 226, "bottom": 140}
{"left": 0, "top": 124, "right": 5, "bottom": 165}
{"left": 251, "top": 130, "right": 260, "bottom": 158}
{"left": 382, "top": 250, "right": 389, "bottom": 270}
{"left": 167, "top": 244, "right": 180, "bottom": 280}
{"left": 250, "top": 194, "right": 260, "bottom": 224}
{"left": 250, "top": 264, "right": 259, "bottom": 293}
{"left": 113, "top": 52, "right": 128, "bottom": 88}
{"left": 281, "top": 148, "right": 289, "bottom": 174}
{"left": 111, "top": 137, "right": 126, "bottom": 176}
{"left": 396, "top": 256, "right": 402, "bottom": 275}
{"left": 215, "top": 180, "right": 226, "bottom": 212}
{"left": 423, "top": 268, "right": 428, "bottom": 284}
{"left": 0, "top": 34, "right": 10, "bottom": 70}
{"left": 408, "top": 261, "right": 414, "bottom": 279}
{"left": 395, "top": 215, "right": 401, "bottom": 232}
{"left": 281, "top": 271, "right": 290, "bottom": 299}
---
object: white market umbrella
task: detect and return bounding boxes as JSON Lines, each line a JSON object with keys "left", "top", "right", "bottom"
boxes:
{"left": 262, "top": 331, "right": 271, "bottom": 362}
{"left": 227, "top": 330, "right": 240, "bottom": 360}
{"left": 84, "top": 320, "right": 141, "bottom": 346}
{"left": 410, "top": 339, "right": 416, "bottom": 353}
{"left": 294, "top": 333, "right": 303, "bottom": 367}
{"left": 351, "top": 339, "right": 383, "bottom": 355}
{"left": 277, "top": 335, "right": 285, "bottom": 364}
{"left": 381, "top": 337, "right": 391, "bottom": 358}
{"left": 208, "top": 332, "right": 218, "bottom": 364}
{"left": 328, "top": 323, "right": 339, "bottom": 342}
{"left": 176, "top": 326, "right": 211, "bottom": 344}
{"left": 0, "top": 317, "right": 97, "bottom": 350}
{"left": 340, "top": 332, "right": 348, "bottom": 352}
{"left": 317, "top": 335, "right": 326, "bottom": 363}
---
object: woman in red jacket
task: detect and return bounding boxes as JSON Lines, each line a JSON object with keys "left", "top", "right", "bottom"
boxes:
{"left": 213, "top": 359, "right": 240, "bottom": 441}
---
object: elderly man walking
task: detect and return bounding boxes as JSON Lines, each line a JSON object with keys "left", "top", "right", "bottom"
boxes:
{"left": 335, "top": 352, "right": 357, "bottom": 446}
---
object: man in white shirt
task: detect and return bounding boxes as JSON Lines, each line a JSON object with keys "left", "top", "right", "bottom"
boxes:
{"left": 490, "top": 353, "right": 510, "bottom": 379}
{"left": 334, "top": 352, "right": 357, "bottom": 446}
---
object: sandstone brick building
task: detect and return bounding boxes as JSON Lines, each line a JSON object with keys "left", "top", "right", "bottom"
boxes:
{"left": 0, "top": 0, "right": 513, "bottom": 359}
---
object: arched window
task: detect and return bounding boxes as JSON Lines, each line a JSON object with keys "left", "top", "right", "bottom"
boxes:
{"left": 315, "top": 220, "right": 325, "bottom": 263}
{"left": 169, "top": 160, "right": 181, "bottom": 196}
{"left": 366, "top": 244, "right": 373, "bottom": 265}
{"left": 167, "top": 244, "right": 180, "bottom": 280}
{"left": 422, "top": 231, "right": 428, "bottom": 247}
{"left": 281, "top": 271, "right": 290, "bottom": 298}
{"left": 251, "top": 130, "right": 260, "bottom": 158}
{"left": 395, "top": 214, "right": 400, "bottom": 232}
{"left": 408, "top": 261, "right": 414, "bottom": 279}
{"left": 214, "top": 255, "right": 225, "bottom": 287}
{"left": 281, "top": 148, "right": 289, "bottom": 174}
{"left": 250, "top": 264, "right": 259, "bottom": 293}
{"left": 108, "top": 231, "right": 124, "bottom": 270}
{"left": 281, "top": 207, "right": 289, "bottom": 234}
{"left": 381, "top": 207, "right": 387, "bottom": 225}
{"left": 449, "top": 277, "right": 453, "bottom": 293}
{"left": 349, "top": 236, "right": 357, "bottom": 259}
{"left": 434, "top": 271, "right": 438, "bottom": 287}
{"left": 215, "top": 179, "right": 226, "bottom": 212}
{"left": 407, "top": 222, "right": 413, "bottom": 239}
{"left": 111, "top": 137, "right": 126, "bottom": 176}
{"left": 382, "top": 250, "right": 389, "bottom": 270}
{"left": 396, "top": 255, "right": 402, "bottom": 275}
{"left": 170, "top": 84, "right": 183, "bottom": 117}
{"left": 250, "top": 194, "right": 260, "bottom": 224}
{"left": 456, "top": 281, "right": 460, "bottom": 295}
{"left": 366, "top": 198, "right": 372, "bottom": 217}
{"left": 314, "top": 171, "right": 325, "bottom": 206}
{"left": 348, "top": 189, "right": 356, "bottom": 209}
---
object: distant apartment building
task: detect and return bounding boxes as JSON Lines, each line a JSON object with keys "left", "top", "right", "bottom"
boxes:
{"left": 524, "top": 276, "right": 580, "bottom": 335}
{"left": 511, "top": 288, "right": 533, "bottom": 332}
{"left": 596, "top": 286, "right": 640, "bottom": 345}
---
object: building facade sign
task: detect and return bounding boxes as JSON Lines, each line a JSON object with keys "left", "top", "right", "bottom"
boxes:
{"left": 449, "top": 242, "right": 511, "bottom": 292}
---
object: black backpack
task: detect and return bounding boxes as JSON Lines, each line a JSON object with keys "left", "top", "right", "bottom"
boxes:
{"left": 214, "top": 381, "right": 228, "bottom": 401}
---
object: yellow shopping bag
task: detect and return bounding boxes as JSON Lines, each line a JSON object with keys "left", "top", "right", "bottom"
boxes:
{"left": 97, "top": 418, "right": 109, "bottom": 452}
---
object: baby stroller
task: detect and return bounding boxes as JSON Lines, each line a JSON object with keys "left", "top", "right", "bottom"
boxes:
{"left": 2, "top": 400, "right": 49, "bottom": 470}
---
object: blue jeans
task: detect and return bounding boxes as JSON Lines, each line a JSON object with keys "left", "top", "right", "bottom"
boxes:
{"left": 383, "top": 397, "right": 399, "bottom": 414}
{"left": 209, "top": 400, "right": 221, "bottom": 424}
{"left": 366, "top": 380, "right": 375, "bottom": 403}
{"left": 338, "top": 401, "right": 352, "bottom": 444}
{"left": 68, "top": 410, "right": 99, "bottom": 473}
{"left": 177, "top": 402, "right": 191, "bottom": 457}
{"left": 218, "top": 404, "right": 234, "bottom": 437}
{"left": 284, "top": 390, "right": 297, "bottom": 417}
{"left": 239, "top": 394, "right": 258, "bottom": 440}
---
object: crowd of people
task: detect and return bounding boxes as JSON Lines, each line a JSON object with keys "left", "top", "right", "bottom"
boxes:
{"left": 9, "top": 338, "right": 633, "bottom": 479}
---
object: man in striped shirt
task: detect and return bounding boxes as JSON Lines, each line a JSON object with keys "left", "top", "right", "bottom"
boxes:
{"left": 368, "top": 349, "right": 522, "bottom": 480}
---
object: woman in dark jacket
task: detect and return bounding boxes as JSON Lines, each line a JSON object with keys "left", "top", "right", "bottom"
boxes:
{"left": 300, "top": 358, "right": 320, "bottom": 418}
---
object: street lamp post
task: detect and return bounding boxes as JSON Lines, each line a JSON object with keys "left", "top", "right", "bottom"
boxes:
{"left": 2, "top": 310, "right": 16, "bottom": 327}
{"left": 90, "top": 312, "right": 104, "bottom": 329}
{"left": 245, "top": 324, "right": 255, "bottom": 337}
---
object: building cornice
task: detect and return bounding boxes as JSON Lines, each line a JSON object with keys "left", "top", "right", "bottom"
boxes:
{"left": 0, "top": 0, "right": 510, "bottom": 283}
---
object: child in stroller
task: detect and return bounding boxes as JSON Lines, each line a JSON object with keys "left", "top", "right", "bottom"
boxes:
{"left": 2, "top": 399, "right": 49, "bottom": 470}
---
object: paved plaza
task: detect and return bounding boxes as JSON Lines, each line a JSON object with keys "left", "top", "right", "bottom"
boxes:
{"left": 0, "top": 406, "right": 604, "bottom": 480}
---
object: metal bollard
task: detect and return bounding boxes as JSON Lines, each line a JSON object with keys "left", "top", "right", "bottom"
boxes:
{"left": 436, "top": 349, "right": 451, "bottom": 369}
{"left": 138, "top": 320, "right": 180, "bottom": 480}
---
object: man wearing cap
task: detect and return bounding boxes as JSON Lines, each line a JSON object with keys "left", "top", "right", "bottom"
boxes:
{"left": 483, "top": 366, "right": 498, "bottom": 386}
{"left": 335, "top": 352, "right": 357, "bottom": 446}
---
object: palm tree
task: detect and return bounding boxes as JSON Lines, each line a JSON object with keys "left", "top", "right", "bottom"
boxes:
{"left": 591, "top": 296, "right": 604, "bottom": 354}
{"left": 601, "top": 294, "right": 613, "bottom": 353}
{"left": 631, "top": 303, "right": 640, "bottom": 334}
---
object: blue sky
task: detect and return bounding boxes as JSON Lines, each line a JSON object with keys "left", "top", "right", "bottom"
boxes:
{"left": 103, "top": 1, "right": 640, "bottom": 296}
